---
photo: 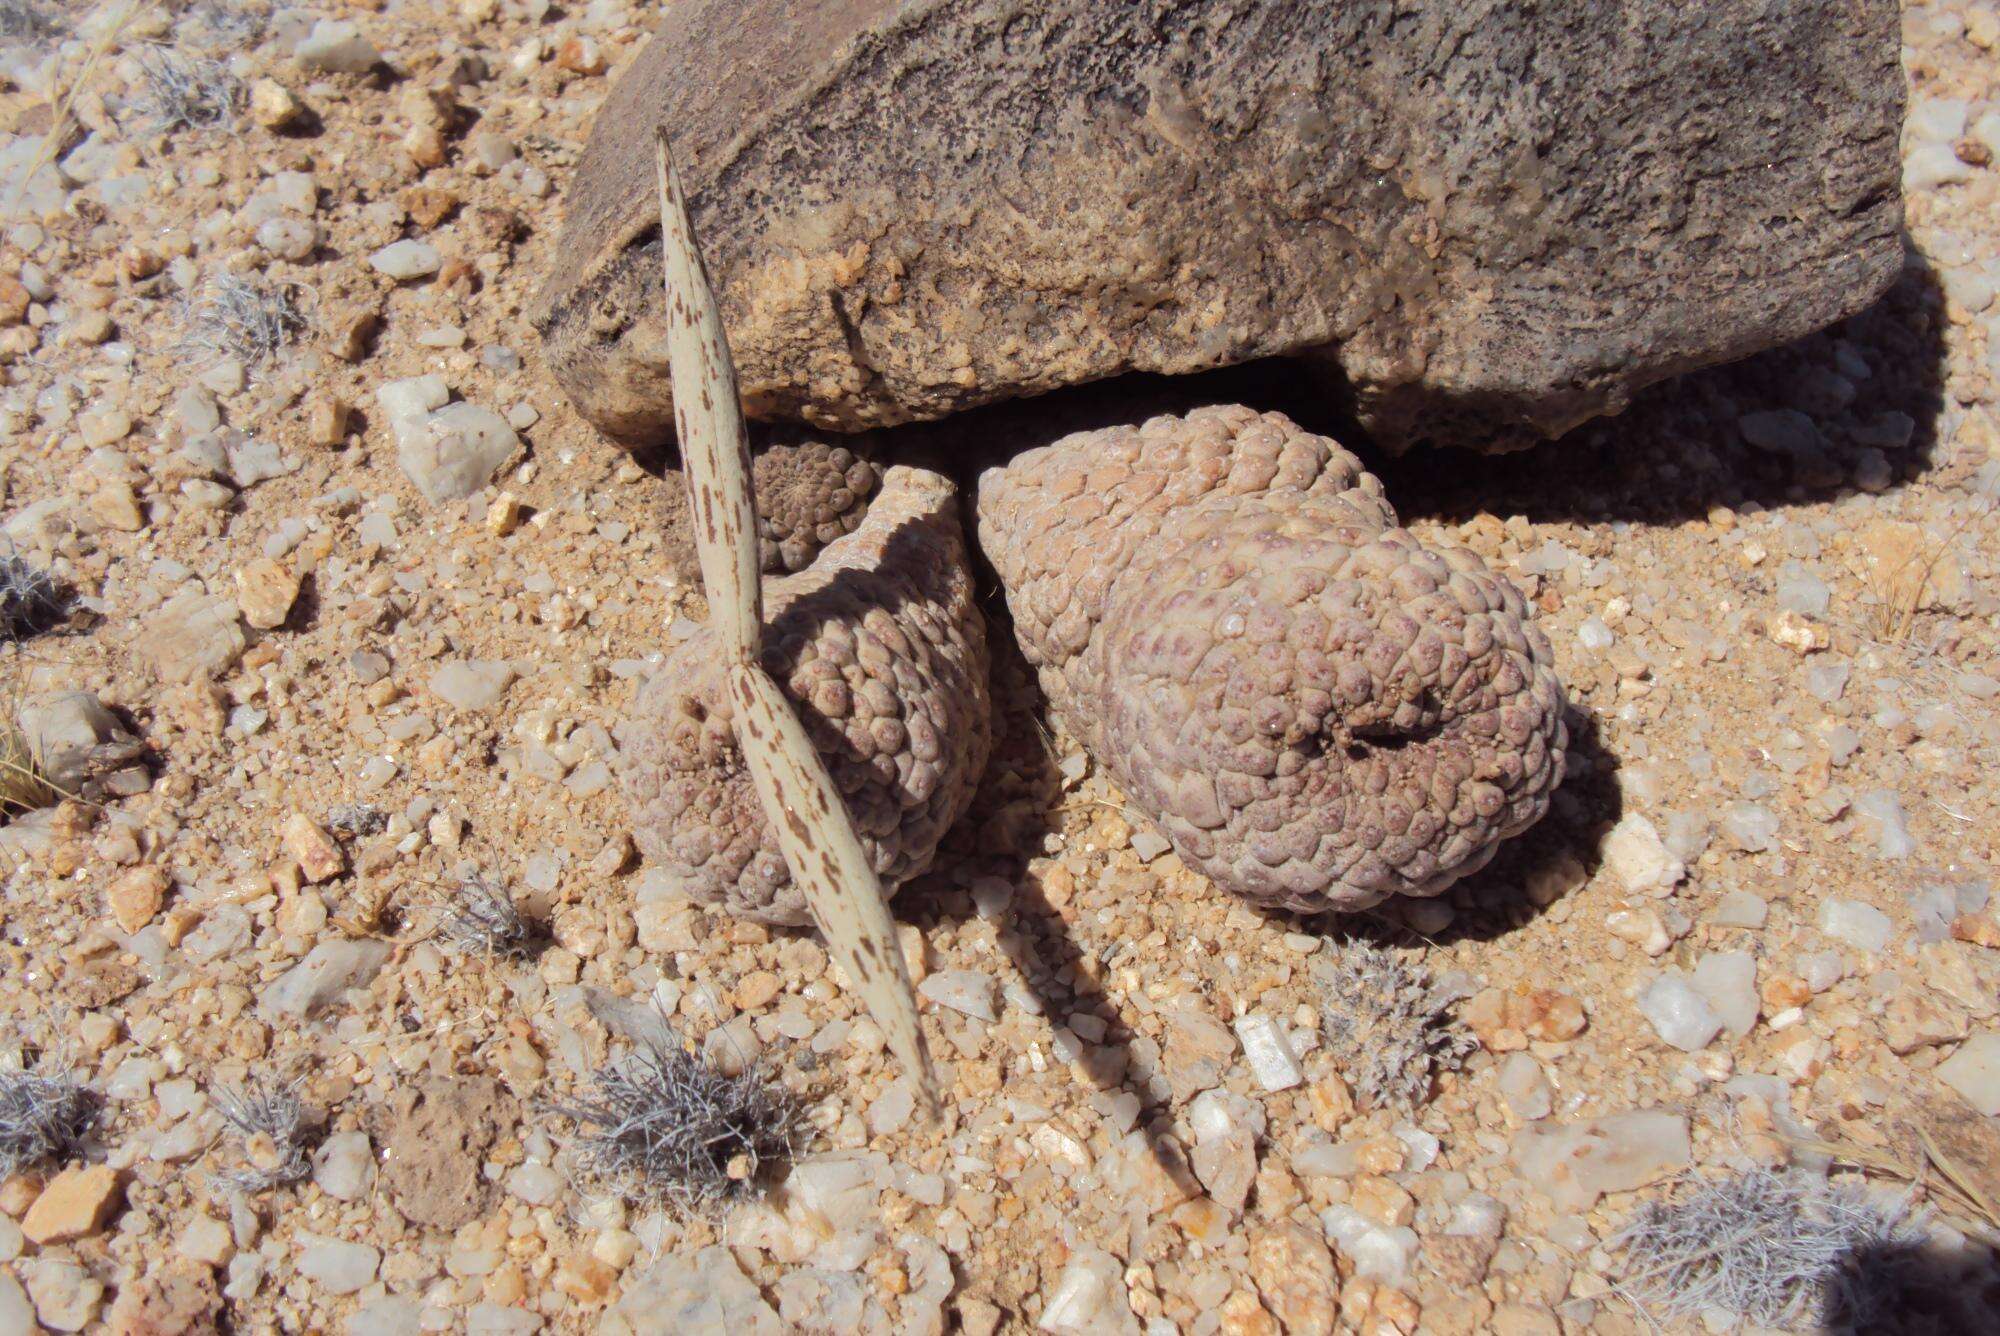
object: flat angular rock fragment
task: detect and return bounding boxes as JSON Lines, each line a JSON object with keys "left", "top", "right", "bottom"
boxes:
{"left": 977, "top": 405, "right": 1566, "bottom": 912}
{"left": 620, "top": 465, "right": 990, "bottom": 925}
{"left": 537, "top": 0, "right": 1902, "bottom": 451}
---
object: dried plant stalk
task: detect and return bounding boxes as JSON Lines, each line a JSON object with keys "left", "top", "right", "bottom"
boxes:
{"left": 653, "top": 134, "right": 937, "bottom": 1112}
{"left": 654, "top": 135, "right": 761, "bottom": 664}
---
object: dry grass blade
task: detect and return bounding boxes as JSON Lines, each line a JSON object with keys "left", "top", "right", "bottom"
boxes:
{"left": 0, "top": 721, "right": 57, "bottom": 814}
{"left": 1913, "top": 1123, "right": 1999, "bottom": 1229}
{"left": 653, "top": 132, "right": 938, "bottom": 1113}
{"left": 1853, "top": 503, "right": 1987, "bottom": 645}
{"left": 1783, "top": 1125, "right": 2000, "bottom": 1244}
{"left": 0, "top": 681, "right": 62, "bottom": 816}
{"left": 9, "top": 0, "right": 142, "bottom": 216}
{"left": 654, "top": 133, "right": 760, "bottom": 663}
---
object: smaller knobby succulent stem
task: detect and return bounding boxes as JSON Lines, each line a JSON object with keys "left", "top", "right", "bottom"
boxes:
{"left": 653, "top": 132, "right": 938, "bottom": 1115}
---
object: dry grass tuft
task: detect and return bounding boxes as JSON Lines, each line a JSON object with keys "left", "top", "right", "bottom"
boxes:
{"left": 135, "top": 47, "right": 241, "bottom": 131}
{"left": 0, "top": 0, "right": 64, "bottom": 42}
{"left": 177, "top": 1, "right": 267, "bottom": 51}
{"left": 212, "top": 1079, "right": 315, "bottom": 1193}
{"left": 546, "top": 1032, "right": 795, "bottom": 1214}
{"left": 1613, "top": 1167, "right": 1923, "bottom": 1330}
{"left": 1787, "top": 1120, "right": 2000, "bottom": 1246}
{"left": 0, "top": 545, "right": 68, "bottom": 640}
{"left": 0, "top": 1063, "right": 98, "bottom": 1178}
{"left": 180, "top": 274, "right": 305, "bottom": 368}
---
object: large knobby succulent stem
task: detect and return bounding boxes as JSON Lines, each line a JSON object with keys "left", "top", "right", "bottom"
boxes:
{"left": 653, "top": 134, "right": 937, "bottom": 1113}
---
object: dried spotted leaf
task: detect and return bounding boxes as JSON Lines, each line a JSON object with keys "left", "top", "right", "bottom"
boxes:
{"left": 654, "top": 133, "right": 761, "bottom": 663}
{"left": 729, "top": 664, "right": 935, "bottom": 1112}
{"left": 653, "top": 133, "right": 937, "bottom": 1110}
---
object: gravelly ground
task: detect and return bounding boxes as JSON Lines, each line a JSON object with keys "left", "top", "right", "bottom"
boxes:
{"left": 0, "top": 2, "right": 1996, "bottom": 1334}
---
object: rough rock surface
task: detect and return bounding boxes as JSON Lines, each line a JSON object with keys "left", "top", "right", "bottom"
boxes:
{"left": 978, "top": 405, "right": 1567, "bottom": 911}
{"left": 620, "top": 465, "right": 991, "bottom": 924}
{"left": 536, "top": 0, "right": 1903, "bottom": 450}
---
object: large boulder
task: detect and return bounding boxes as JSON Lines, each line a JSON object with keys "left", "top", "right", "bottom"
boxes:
{"left": 535, "top": 0, "right": 1903, "bottom": 452}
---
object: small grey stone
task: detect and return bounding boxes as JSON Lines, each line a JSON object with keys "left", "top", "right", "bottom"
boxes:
{"left": 144, "top": 590, "right": 245, "bottom": 684}
{"left": 1513, "top": 1111, "right": 1690, "bottom": 1212}
{"left": 1854, "top": 789, "right": 1916, "bottom": 859}
{"left": 201, "top": 359, "right": 246, "bottom": 396}
{"left": 1851, "top": 410, "right": 1914, "bottom": 451}
{"left": 296, "top": 1235, "right": 380, "bottom": 1296}
{"left": 227, "top": 437, "right": 296, "bottom": 488}
{"left": 17, "top": 692, "right": 136, "bottom": 793}
{"left": 376, "top": 375, "right": 450, "bottom": 423}
{"left": 917, "top": 969, "right": 997, "bottom": 1021}
{"left": 1497, "top": 1052, "right": 1552, "bottom": 1120}
{"left": 257, "top": 216, "right": 317, "bottom": 261}
{"left": 1807, "top": 660, "right": 1851, "bottom": 702}
{"left": 1904, "top": 142, "right": 1971, "bottom": 192}
{"left": 1775, "top": 561, "right": 1830, "bottom": 617}
{"left": 606, "top": 1248, "right": 780, "bottom": 1335}
{"left": 1937, "top": 1033, "right": 2000, "bottom": 1118}
{"left": 260, "top": 940, "right": 392, "bottom": 1019}
{"left": 357, "top": 512, "right": 399, "bottom": 547}
{"left": 1738, "top": 409, "right": 1824, "bottom": 457}
{"left": 1187, "top": 1087, "right": 1264, "bottom": 1212}
{"left": 397, "top": 403, "right": 521, "bottom": 503}
{"left": 0, "top": 1272, "right": 31, "bottom": 1335}
{"left": 1708, "top": 890, "right": 1768, "bottom": 929}
{"left": 369, "top": 239, "right": 442, "bottom": 281}
{"left": 1818, "top": 897, "right": 1892, "bottom": 953}
{"left": 345, "top": 1297, "right": 425, "bottom": 1336}
{"left": 470, "top": 133, "right": 518, "bottom": 171}
{"left": 1956, "top": 672, "right": 2000, "bottom": 701}
{"left": 20, "top": 1257, "right": 101, "bottom": 1332}
{"left": 506, "top": 1162, "right": 563, "bottom": 1206}
{"left": 1721, "top": 803, "right": 1779, "bottom": 853}
{"left": 1638, "top": 973, "right": 1721, "bottom": 1051}
{"left": 1037, "top": 1246, "right": 1140, "bottom": 1336}
{"left": 1907, "top": 97, "right": 1968, "bottom": 144}
{"left": 176, "top": 909, "right": 246, "bottom": 968}
{"left": 349, "top": 651, "right": 391, "bottom": 685}
{"left": 312, "top": 1132, "right": 376, "bottom": 1202}
{"left": 296, "top": 20, "right": 381, "bottom": 74}
{"left": 1600, "top": 814, "right": 1684, "bottom": 893}
{"left": 467, "top": 1305, "right": 544, "bottom": 1334}
{"left": 173, "top": 387, "right": 221, "bottom": 436}
{"left": 1233, "top": 1013, "right": 1302, "bottom": 1092}
{"left": 1660, "top": 810, "right": 1712, "bottom": 864}
{"left": 428, "top": 660, "right": 517, "bottom": 711}
{"left": 1690, "top": 951, "right": 1758, "bottom": 1036}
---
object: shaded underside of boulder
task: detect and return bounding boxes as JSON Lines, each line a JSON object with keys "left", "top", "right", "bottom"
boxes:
{"left": 535, "top": 0, "right": 1904, "bottom": 453}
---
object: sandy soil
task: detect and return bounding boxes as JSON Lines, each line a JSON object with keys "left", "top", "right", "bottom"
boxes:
{"left": 0, "top": 2, "right": 1996, "bottom": 1333}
